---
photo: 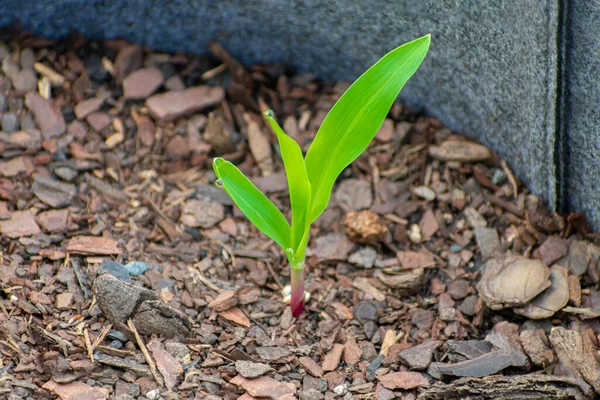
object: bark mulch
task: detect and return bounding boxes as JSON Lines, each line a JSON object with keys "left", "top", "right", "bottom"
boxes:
{"left": 0, "top": 29, "right": 599, "bottom": 400}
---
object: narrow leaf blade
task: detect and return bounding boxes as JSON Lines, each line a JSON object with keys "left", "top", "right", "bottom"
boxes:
{"left": 213, "top": 157, "right": 291, "bottom": 250}
{"left": 264, "top": 110, "right": 311, "bottom": 253}
{"left": 305, "top": 34, "right": 430, "bottom": 223}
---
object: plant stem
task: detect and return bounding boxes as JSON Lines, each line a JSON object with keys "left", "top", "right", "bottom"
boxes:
{"left": 290, "top": 264, "right": 305, "bottom": 317}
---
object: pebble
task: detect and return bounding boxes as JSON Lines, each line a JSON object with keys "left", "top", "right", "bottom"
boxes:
{"left": 124, "top": 261, "right": 149, "bottom": 276}
{"left": 13, "top": 69, "right": 38, "bottom": 92}
{"left": 408, "top": 224, "right": 422, "bottom": 243}
{"left": 354, "top": 301, "right": 379, "bottom": 321}
{"left": 491, "top": 168, "right": 507, "bottom": 184}
{"left": 235, "top": 360, "right": 271, "bottom": 378}
{"left": 0, "top": 93, "right": 6, "bottom": 112}
{"left": 20, "top": 48, "right": 36, "bottom": 69}
{"left": 335, "top": 179, "right": 373, "bottom": 212}
{"left": 2, "top": 113, "right": 18, "bottom": 132}
{"left": 98, "top": 260, "right": 131, "bottom": 282}
{"left": 413, "top": 185, "right": 436, "bottom": 201}
{"left": 180, "top": 198, "right": 224, "bottom": 228}
{"left": 348, "top": 247, "right": 377, "bottom": 268}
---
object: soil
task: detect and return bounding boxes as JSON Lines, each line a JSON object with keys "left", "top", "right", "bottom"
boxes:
{"left": 0, "top": 28, "right": 599, "bottom": 400}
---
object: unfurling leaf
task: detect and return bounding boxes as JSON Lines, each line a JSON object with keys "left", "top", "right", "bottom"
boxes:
{"left": 264, "top": 110, "right": 311, "bottom": 256}
{"left": 305, "top": 34, "right": 430, "bottom": 223}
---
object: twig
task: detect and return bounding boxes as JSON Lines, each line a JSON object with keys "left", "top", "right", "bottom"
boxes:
{"left": 39, "top": 327, "right": 73, "bottom": 357}
{"left": 91, "top": 324, "right": 112, "bottom": 350}
{"left": 264, "top": 261, "right": 283, "bottom": 290}
{"left": 189, "top": 267, "right": 222, "bottom": 293}
{"left": 501, "top": 160, "right": 518, "bottom": 199}
{"left": 127, "top": 319, "right": 163, "bottom": 387}
{"left": 0, "top": 301, "right": 10, "bottom": 320}
{"left": 70, "top": 258, "right": 91, "bottom": 299}
{"left": 83, "top": 329, "right": 95, "bottom": 363}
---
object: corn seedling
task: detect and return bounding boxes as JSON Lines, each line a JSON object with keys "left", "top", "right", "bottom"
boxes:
{"left": 213, "top": 34, "right": 430, "bottom": 317}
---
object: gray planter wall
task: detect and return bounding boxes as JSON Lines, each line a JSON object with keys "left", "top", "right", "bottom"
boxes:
{"left": 1, "top": 0, "right": 598, "bottom": 229}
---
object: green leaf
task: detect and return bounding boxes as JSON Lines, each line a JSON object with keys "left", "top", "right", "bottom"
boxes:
{"left": 213, "top": 157, "right": 291, "bottom": 250}
{"left": 264, "top": 110, "right": 311, "bottom": 254}
{"left": 305, "top": 34, "right": 430, "bottom": 223}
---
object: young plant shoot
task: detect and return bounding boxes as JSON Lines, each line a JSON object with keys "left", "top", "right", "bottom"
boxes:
{"left": 213, "top": 34, "right": 430, "bottom": 317}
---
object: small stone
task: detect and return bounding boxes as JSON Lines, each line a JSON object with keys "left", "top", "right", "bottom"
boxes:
{"left": 255, "top": 346, "right": 292, "bottom": 362}
{"left": 86, "top": 112, "right": 111, "bottom": 131}
{"left": 0, "top": 201, "right": 9, "bottom": 220}
{"left": 429, "top": 140, "right": 491, "bottom": 162}
{"left": 98, "top": 260, "right": 131, "bottom": 282}
{"left": 344, "top": 210, "right": 387, "bottom": 244}
{"left": 335, "top": 179, "right": 373, "bottom": 212}
{"left": 459, "top": 295, "right": 479, "bottom": 316}
{"left": 20, "top": 48, "right": 36, "bottom": 69}
{"left": 54, "top": 166, "right": 78, "bottom": 182}
{"left": 447, "top": 279, "right": 471, "bottom": 300}
{"left": 375, "top": 268, "right": 424, "bottom": 293}
{"left": 13, "top": 69, "right": 38, "bottom": 92}
{"left": 164, "top": 75, "right": 185, "bottom": 92}
{"left": 477, "top": 254, "right": 551, "bottom": 310}
{"left": 408, "top": 224, "right": 422, "bottom": 243}
{"left": 123, "top": 261, "right": 148, "bottom": 276}
{"left": 146, "top": 86, "right": 225, "bottom": 121}
{"left": 474, "top": 227, "right": 501, "bottom": 260}
{"left": 491, "top": 168, "right": 507, "bottom": 185}
{"left": 235, "top": 360, "right": 271, "bottom": 378}
{"left": 2, "top": 112, "right": 18, "bottom": 132}
{"left": 413, "top": 186, "right": 436, "bottom": 201}
{"left": 25, "top": 92, "right": 65, "bottom": 138}
{"left": 398, "top": 341, "right": 441, "bottom": 370}
{"left": 0, "top": 156, "right": 31, "bottom": 177}
{"left": 354, "top": 301, "right": 379, "bottom": 321}
{"left": 464, "top": 207, "right": 487, "bottom": 228}
{"left": 55, "top": 292, "right": 73, "bottom": 309}
{"left": 123, "top": 67, "right": 164, "bottom": 99}
{"left": 514, "top": 265, "right": 569, "bottom": 319}
{"left": 311, "top": 233, "right": 354, "bottom": 261}
{"left": 348, "top": 247, "right": 377, "bottom": 268}
{"left": 420, "top": 209, "right": 439, "bottom": 241}
{"left": 0, "top": 93, "right": 7, "bottom": 112}
{"left": 438, "top": 293, "right": 457, "bottom": 322}
{"left": 180, "top": 198, "right": 224, "bottom": 228}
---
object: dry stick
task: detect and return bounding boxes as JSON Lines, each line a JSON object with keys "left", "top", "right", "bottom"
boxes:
{"left": 501, "top": 160, "right": 519, "bottom": 199}
{"left": 127, "top": 319, "right": 163, "bottom": 387}
{"left": 265, "top": 261, "right": 283, "bottom": 290}
{"left": 91, "top": 324, "right": 112, "bottom": 350}
{"left": 83, "top": 329, "right": 95, "bottom": 363}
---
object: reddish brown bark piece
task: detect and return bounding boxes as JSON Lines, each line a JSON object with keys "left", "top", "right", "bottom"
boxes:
{"left": 146, "top": 86, "right": 225, "bottom": 121}
{"left": 299, "top": 356, "right": 323, "bottom": 377}
{"left": 67, "top": 236, "right": 122, "bottom": 255}
{"left": 230, "top": 375, "right": 296, "bottom": 400}
{"left": 343, "top": 336, "right": 363, "bottom": 366}
{"left": 42, "top": 380, "right": 109, "bottom": 400}
{"left": 147, "top": 337, "right": 183, "bottom": 390}
{"left": 208, "top": 290, "right": 238, "bottom": 312}
{"left": 25, "top": 92, "right": 65, "bottom": 138}
{"left": 322, "top": 343, "right": 345, "bottom": 371}
{"left": 378, "top": 371, "right": 430, "bottom": 390}
{"left": 219, "top": 307, "right": 250, "bottom": 327}
{"left": 0, "top": 210, "right": 41, "bottom": 238}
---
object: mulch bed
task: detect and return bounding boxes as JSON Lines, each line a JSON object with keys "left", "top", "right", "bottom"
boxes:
{"left": 0, "top": 28, "right": 599, "bottom": 400}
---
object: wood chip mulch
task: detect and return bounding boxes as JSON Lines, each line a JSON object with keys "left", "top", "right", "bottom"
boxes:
{"left": 0, "top": 28, "right": 599, "bottom": 400}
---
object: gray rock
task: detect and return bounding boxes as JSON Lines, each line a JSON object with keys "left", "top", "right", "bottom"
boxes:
{"left": 1, "top": 113, "right": 18, "bottom": 132}
{"left": 398, "top": 340, "right": 441, "bottom": 370}
{"left": 235, "top": 360, "right": 271, "bottom": 378}
{"left": 0, "top": 94, "right": 6, "bottom": 112}
{"left": 473, "top": 227, "right": 501, "bottom": 261}
{"left": 348, "top": 247, "right": 377, "bottom": 269}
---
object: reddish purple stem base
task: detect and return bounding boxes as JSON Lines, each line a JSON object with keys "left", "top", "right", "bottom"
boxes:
{"left": 290, "top": 267, "right": 305, "bottom": 318}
